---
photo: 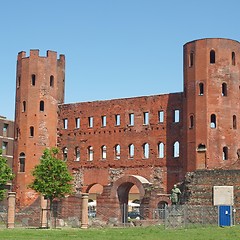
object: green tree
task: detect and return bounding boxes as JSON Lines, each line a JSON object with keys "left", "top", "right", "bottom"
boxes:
{"left": 0, "top": 149, "right": 14, "bottom": 201}
{"left": 29, "top": 147, "right": 73, "bottom": 207}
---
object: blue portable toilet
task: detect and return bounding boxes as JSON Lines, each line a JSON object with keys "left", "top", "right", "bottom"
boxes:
{"left": 218, "top": 205, "right": 232, "bottom": 227}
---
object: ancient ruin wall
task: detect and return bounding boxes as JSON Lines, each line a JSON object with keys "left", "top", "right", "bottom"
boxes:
{"left": 58, "top": 93, "right": 184, "bottom": 193}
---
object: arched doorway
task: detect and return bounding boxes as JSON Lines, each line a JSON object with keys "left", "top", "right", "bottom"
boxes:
{"left": 128, "top": 186, "right": 140, "bottom": 219}
{"left": 111, "top": 175, "right": 150, "bottom": 223}
{"left": 157, "top": 201, "right": 168, "bottom": 219}
{"left": 86, "top": 183, "right": 103, "bottom": 218}
{"left": 117, "top": 182, "right": 137, "bottom": 222}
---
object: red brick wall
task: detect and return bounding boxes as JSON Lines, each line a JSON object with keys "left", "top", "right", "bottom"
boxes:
{"left": 58, "top": 93, "right": 184, "bottom": 194}
{"left": 183, "top": 38, "right": 240, "bottom": 172}
{"left": 13, "top": 50, "right": 65, "bottom": 206}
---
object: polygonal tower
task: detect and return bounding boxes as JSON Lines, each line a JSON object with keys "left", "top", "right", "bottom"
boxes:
{"left": 13, "top": 50, "right": 65, "bottom": 207}
{"left": 183, "top": 38, "right": 240, "bottom": 172}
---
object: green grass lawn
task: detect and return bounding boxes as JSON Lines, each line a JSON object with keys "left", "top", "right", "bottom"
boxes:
{"left": 0, "top": 226, "right": 240, "bottom": 240}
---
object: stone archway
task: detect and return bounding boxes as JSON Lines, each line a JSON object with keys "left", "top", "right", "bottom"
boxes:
{"left": 111, "top": 175, "right": 149, "bottom": 198}
{"left": 86, "top": 183, "right": 103, "bottom": 219}
{"left": 110, "top": 175, "right": 151, "bottom": 223}
{"left": 96, "top": 175, "right": 152, "bottom": 223}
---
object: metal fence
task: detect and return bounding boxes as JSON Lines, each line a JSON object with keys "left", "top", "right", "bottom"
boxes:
{"left": 2, "top": 203, "right": 240, "bottom": 229}
{"left": 0, "top": 206, "right": 7, "bottom": 229}
{"left": 11, "top": 199, "right": 82, "bottom": 228}
{"left": 89, "top": 204, "right": 240, "bottom": 229}
{"left": 163, "top": 205, "right": 219, "bottom": 229}
{"left": 15, "top": 204, "right": 42, "bottom": 228}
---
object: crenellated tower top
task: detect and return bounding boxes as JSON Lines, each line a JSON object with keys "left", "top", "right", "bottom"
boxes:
{"left": 17, "top": 50, "right": 65, "bottom": 61}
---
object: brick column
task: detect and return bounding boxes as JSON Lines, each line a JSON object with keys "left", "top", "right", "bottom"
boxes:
{"left": 7, "top": 192, "right": 16, "bottom": 229}
{"left": 81, "top": 193, "right": 89, "bottom": 229}
{"left": 40, "top": 196, "right": 48, "bottom": 228}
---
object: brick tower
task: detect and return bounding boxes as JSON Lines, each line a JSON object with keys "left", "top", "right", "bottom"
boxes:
{"left": 13, "top": 50, "right": 65, "bottom": 206}
{"left": 183, "top": 38, "right": 240, "bottom": 172}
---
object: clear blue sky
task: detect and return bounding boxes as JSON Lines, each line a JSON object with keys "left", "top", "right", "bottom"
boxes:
{"left": 1, "top": 0, "right": 240, "bottom": 120}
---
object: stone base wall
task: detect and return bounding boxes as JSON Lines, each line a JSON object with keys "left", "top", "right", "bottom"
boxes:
{"left": 181, "top": 169, "right": 240, "bottom": 207}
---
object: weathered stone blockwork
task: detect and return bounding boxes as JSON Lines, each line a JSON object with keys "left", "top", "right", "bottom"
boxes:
{"left": 181, "top": 170, "right": 240, "bottom": 206}
{"left": 180, "top": 169, "right": 240, "bottom": 222}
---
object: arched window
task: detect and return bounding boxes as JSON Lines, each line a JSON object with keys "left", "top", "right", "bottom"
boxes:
{"left": 129, "top": 144, "right": 134, "bottom": 159}
{"left": 189, "top": 51, "right": 194, "bottom": 67}
{"left": 30, "top": 126, "right": 34, "bottom": 137}
{"left": 189, "top": 115, "right": 194, "bottom": 129}
{"left": 210, "top": 114, "right": 216, "bottom": 128}
{"left": 19, "top": 152, "right": 25, "bottom": 172}
{"left": 101, "top": 145, "right": 107, "bottom": 160}
{"left": 223, "top": 146, "right": 228, "bottom": 160}
{"left": 222, "top": 83, "right": 227, "bottom": 96}
{"left": 22, "top": 101, "right": 26, "bottom": 112}
{"left": 31, "top": 74, "right": 36, "bottom": 86}
{"left": 88, "top": 146, "right": 93, "bottom": 161}
{"left": 158, "top": 142, "right": 164, "bottom": 158}
{"left": 75, "top": 147, "right": 80, "bottom": 161}
{"left": 40, "top": 100, "right": 44, "bottom": 111}
{"left": 232, "top": 52, "right": 236, "bottom": 66}
{"left": 17, "top": 76, "right": 21, "bottom": 88}
{"left": 199, "top": 83, "right": 204, "bottom": 95}
{"left": 197, "top": 144, "right": 206, "bottom": 152}
{"left": 233, "top": 115, "right": 237, "bottom": 129}
{"left": 114, "top": 144, "right": 121, "bottom": 160}
{"left": 50, "top": 75, "right": 54, "bottom": 87}
{"left": 173, "top": 141, "right": 180, "bottom": 158}
{"left": 143, "top": 143, "right": 149, "bottom": 159}
{"left": 16, "top": 128, "right": 19, "bottom": 140}
{"left": 63, "top": 147, "right": 68, "bottom": 161}
{"left": 210, "top": 50, "right": 215, "bottom": 64}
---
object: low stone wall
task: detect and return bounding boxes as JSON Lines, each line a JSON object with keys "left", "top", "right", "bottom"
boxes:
{"left": 181, "top": 169, "right": 240, "bottom": 205}
{"left": 180, "top": 169, "right": 240, "bottom": 223}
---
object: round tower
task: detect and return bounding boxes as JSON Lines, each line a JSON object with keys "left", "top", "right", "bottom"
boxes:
{"left": 13, "top": 50, "right": 65, "bottom": 206}
{"left": 183, "top": 38, "right": 240, "bottom": 172}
